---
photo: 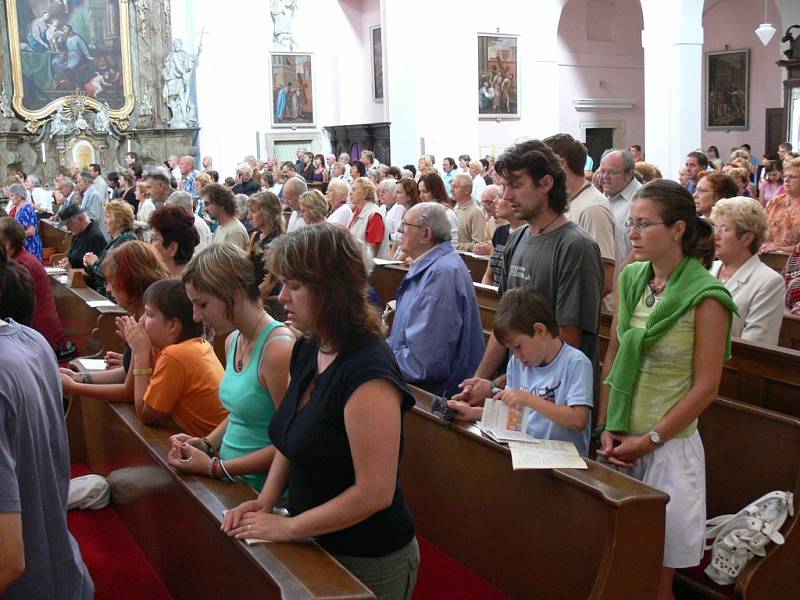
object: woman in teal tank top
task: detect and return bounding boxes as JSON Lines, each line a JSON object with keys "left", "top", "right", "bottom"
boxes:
{"left": 596, "top": 180, "right": 735, "bottom": 600}
{"left": 168, "top": 243, "right": 294, "bottom": 491}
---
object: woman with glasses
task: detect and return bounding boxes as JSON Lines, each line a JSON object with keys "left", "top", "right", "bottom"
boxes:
{"left": 597, "top": 179, "right": 735, "bottom": 600}
{"left": 692, "top": 172, "right": 738, "bottom": 219}
{"left": 761, "top": 158, "right": 800, "bottom": 253}
{"left": 707, "top": 197, "right": 784, "bottom": 345}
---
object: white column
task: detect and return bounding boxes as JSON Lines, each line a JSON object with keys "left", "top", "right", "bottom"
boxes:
{"left": 640, "top": 0, "right": 704, "bottom": 179}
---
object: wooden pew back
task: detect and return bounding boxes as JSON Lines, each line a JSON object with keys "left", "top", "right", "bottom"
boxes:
{"left": 66, "top": 393, "right": 374, "bottom": 599}
{"left": 402, "top": 386, "right": 668, "bottom": 599}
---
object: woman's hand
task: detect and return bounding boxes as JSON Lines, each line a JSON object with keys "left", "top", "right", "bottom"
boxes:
{"left": 226, "top": 511, "right": 295, "bottom": 542}
{"left": 104, "top": 351, "right": 123, "bottom": 368}
{"left": 167, "top": 440, "right": 213, "bottom": 474}
{"left": 596, "top": 431, "right": 651, "bottom": 467}
{"left": 117, "top": 315, "right": 151, "bottom": 355}
{"left": 221, "top": 499, "right": 266, "bottom": 533}
{"left": 83, "top": 252, "right": 98, "bottom": 268}
{"left": 452, "top": 377, "right": 492, "bottom": 407}
{"left": 58, "top": 257, "right": 70, "bottom": 269}
{"left": 169, "top": 433, "right": 205, "bottom": 450}
{"left": 472, "top": 242, "right": 492, "bottom": 256}
{"left": 60, "top": 369, "right": 82, "bottom": 393}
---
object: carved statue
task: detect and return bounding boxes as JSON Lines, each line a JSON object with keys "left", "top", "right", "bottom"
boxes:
{"left": 94, "top": 104, "right": 110, "bottom": 133}
{"left": 139, "top": 82, "right": 154, "bottom": 117}
{"left": 132, "top": 0, "right": 149, "bottom": 35}
{"left": 50, "top": 105, "right": 75, "bottom": 138}
{"left": 271, "top": 0, "right": 298, "bottom": 49}
{"left": 783, "top": 26, "right": 800, "bottom": 60}
{"left": 162, "top": 39, "right": 198, "bottom": 128}
{"left": 0, "top": 83, "right": 13, "bottom": 118}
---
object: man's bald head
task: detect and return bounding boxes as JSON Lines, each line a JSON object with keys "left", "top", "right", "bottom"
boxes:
{"left": 283, "top": 177, "right": 308, "bottom": 209}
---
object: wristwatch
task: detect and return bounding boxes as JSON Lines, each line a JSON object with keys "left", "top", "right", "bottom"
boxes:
{"left": 648, "top": 429, "right": 663, "bottom": 446}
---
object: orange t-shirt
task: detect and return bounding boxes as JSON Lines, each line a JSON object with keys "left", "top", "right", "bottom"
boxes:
{"left": 144, "top": 338, "right": 227, "bottom": 437}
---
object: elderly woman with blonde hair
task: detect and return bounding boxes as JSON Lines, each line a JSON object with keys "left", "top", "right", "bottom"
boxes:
{"left": 325, "top": 178, "right": 353, "bottom": 227}
{"left": 709, "top": 196, "right": 785, "bottom": 345}
{"left": 299, "top": 189, "right": 329, "bottom": 225}
{"left": 348, "top": 177, "right": 388, "bottom": 258}
{"left": 84, "top": 199, "right": 137, "bottom": 296}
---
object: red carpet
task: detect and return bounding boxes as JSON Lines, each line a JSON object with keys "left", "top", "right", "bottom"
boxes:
{"left": 414, "top": 536, "right": 510, "bottom": 599}
{"left": 69, "top": 464, "right": 173, "bottom": 600}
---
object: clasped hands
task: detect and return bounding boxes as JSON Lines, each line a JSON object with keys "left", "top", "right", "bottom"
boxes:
{"left": 116, "top": 315, "right": 151, "bottom": 355}
{"left": 595, "top": 430, "right": 653, "bottom": 467}
{"left": 220, "top": 499, "right": 295, "bottom": 543}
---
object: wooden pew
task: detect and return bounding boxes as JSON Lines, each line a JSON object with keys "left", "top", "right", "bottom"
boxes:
{"left": 778, "top": 314, "right": 800, "bottom": 351}
{"left": 40, "top": 218, "right": 72, "bottom": 252}
{"left": 760, "top": 251, "right": 788, "bottom": 274}
{"left": 675, "top": 398, "right": 800, "bottom": 599}
{"left": 66, "top": 390, "right": 374, "bottom": 600}
{"left": 50, "top": 273, "right": 127, "bottom": 356}
{"left": 457, "top": 251, "right": 489, "bottom": 283}
{"left": 402, "top": 386, "right": 668, "bottom": 599}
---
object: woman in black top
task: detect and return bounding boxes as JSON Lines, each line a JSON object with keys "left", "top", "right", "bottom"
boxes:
{"left": 223, "top": 223, "right": 419, "bottom": 600}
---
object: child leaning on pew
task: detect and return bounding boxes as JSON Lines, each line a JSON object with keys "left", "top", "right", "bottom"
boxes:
{"left": 116, "top": 279, "right": 228, "bottom": 437}
{"left": 448, "top": 286, "right": 594, "bottom": 455}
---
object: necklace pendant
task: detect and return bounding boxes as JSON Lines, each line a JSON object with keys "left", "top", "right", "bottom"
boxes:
{"left": 645, "top": 293, "right": 656, "bottom": 308}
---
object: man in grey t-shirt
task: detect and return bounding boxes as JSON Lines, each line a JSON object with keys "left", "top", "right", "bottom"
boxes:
{"left": 0, "top": 319, "right": 94, "bottom": 598}
{"left": 456, "top": 139, "right": 603, "bottom": 401}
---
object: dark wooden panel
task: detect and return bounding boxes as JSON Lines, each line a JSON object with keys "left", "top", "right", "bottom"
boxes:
{"left": 760, "top": 251, "right": 788, "bottom": 273}
{"left": 403, "top": 386, "right": 667, "bottom": 600}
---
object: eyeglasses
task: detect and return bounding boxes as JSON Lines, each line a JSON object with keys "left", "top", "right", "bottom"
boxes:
{"left": 399, "top": 220, "right": 425, "bottom": 232}
{"left": 712, "top": 224, "right": 733, "bottom": 235}
{"left": 784, "top": 175, "right": 798, "bottom": 181}
{"left": 597, "top": 168, "right": 624, "bottom": 177}
{"left": 623, "top": 218, "right": 665, "bottom": 232}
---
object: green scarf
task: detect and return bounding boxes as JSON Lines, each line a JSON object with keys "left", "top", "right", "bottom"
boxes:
{"left": 604, "top": 257, "right": 736, "bottom": 432}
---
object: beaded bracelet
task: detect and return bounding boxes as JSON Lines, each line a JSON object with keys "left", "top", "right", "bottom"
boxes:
{"left": 209, "top": 457, "right": 222, "bottom": 479}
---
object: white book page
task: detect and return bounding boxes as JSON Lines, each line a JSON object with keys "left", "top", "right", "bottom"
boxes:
{"left": 508, "top": 440, "right": 587, "bottom": 470}
{"left": 76, "top": 358, "right": 108, "bottom": 371}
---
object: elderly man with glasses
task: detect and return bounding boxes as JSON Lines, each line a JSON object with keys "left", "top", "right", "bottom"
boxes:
{"left": 598, "top": 149, "right": 641, "bottom": 271}
{"left": 387, "top": 202, "right": 484, "bottom": 397}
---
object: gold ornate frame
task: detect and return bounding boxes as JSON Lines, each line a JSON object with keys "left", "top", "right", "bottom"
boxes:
{"left": 5, "top": 0, "right": 135, "bottom": 124}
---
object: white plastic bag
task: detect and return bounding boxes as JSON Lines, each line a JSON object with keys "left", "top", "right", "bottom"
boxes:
{"left": 68, "top": 474, "right": 110, "bottom": 510}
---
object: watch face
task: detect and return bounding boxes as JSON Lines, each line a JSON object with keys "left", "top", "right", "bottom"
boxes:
{"left": 649, "top": 430, "right": 661, "bottom": 444}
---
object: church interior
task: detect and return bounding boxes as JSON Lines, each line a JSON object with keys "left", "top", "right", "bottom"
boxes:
{"left": 1, "top": 0, "right": 800, "bottom": 599}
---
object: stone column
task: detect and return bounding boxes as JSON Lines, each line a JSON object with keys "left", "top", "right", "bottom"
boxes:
{"left": 640, "top": 0, "right": 704, "bottom": 180}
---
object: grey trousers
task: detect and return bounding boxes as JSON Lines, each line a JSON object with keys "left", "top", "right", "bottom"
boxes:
{"left": 334, "top": 537, "right": 420, "bottom": 600}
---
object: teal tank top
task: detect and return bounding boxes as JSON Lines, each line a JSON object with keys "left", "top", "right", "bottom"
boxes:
{"left": 219, "top": 320, "right": 287, "bottom": 491}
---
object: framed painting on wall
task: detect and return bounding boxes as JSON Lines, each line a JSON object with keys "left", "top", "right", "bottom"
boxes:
{"left": 478, "top": 33, "right": 518, "bottom": 119}
{"left": 705, "top": 48, "right": 749, "bottom": 130}
{"left": 270, "top": 52, "right": 314, "bottom": 128}
{"left": 370, "top": 25, "right": 383, "bottom": 102}
{"left": 4, "top": 0, "right": 134, "bottom": 122}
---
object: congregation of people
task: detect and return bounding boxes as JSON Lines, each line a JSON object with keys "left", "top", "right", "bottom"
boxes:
{"left": 4, "top": 133, "right": 800, "bottom": 600}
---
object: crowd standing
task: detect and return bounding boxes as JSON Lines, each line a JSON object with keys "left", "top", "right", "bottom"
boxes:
{"left": 2, "top": 136, "right": 800, "bottom": 600}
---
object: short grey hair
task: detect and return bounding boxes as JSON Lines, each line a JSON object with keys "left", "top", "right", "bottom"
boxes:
{"left": 61, "top": 178, "right": 75, "bottom": 192}
{"left": 482, "top": 184, "right": 500, "bottom": 200}
{"left": 180, "top": 155, "right": 195, "bottom": 168}
{"left": 27, "top": 174, "right": 41, "bottom": 186}
{"left": 234, "top": 193, "right": 249, "bottom": 219}
{"left": 412, "top": 201, "right": 451, "bottom": 243}
{"left": 454, "top": 173, "right": 473, "bottom": 193}
{"left": 8, "top": 183, "right": 26, "bottom": 198}
{"left": 377, "top": 178, "right": 396, "bottom": 196}
{"left": 79, "top": 171, "right": 94, "bottom": 184}
{"left": 601, "top": 149, "right": 636, "bottom": 172}
{"left": 283, "top": 176, "right": 307, "bottom": 197}
{"left": 165, "top": 190, "right": 194, "bottom": 212}
{"left": 236, "top": 162, "right": 253, "bottom": 177}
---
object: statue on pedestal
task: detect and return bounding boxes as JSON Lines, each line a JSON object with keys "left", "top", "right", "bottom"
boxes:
{"left": 162, "top": 39, "right": 198, "bottom": 128}
{"left": 783, "top": 26, "right": 800, "bottom": 60}
{"left": 94, "top": 104, "right": 110, "bottom": 134}
{"left": 271, "top": 0, "right": 298, "bottom": 49}
{"left": 50, "top": 105, "right": 75, "bottom": 138}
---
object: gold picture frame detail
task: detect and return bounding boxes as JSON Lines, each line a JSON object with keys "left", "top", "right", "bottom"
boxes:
{"left": 5, "top": 0, "right": 135, "bottom": 123}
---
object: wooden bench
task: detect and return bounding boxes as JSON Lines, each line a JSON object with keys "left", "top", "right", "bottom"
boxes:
{"left": 778, "top": 314, "right": 800, "bottom": 351}
{"left": 402, "top": 385, "right": 668, "bottom": 599}
{"left": 457, "top": 251, "right": 489, "bottom": 283}
{"left": 40, "top": 218, "right": 72, "bottom": 252}
{"left": 66, "top": 389, "right": 374, "bottom": 600}
{"left": 675, "top": 398, "right": 800, "bottom": 599}
{"left": 50, "top": 273, "right": 127, "bottom": 356}
{"left": 760, "top": 251, "right": 788, "bottom": 274}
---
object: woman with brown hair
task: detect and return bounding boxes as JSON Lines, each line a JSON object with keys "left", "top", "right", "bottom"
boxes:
{"left": 597, "top": 179, "right": 736, "bottom": 600}
{"left": 692, "top": 171, "right": 737, "bottom": 219}
{"left": 222, "top": 224, "right": 418, "bottom": 599}
{"left": 389, "top": 177, "right": 420, "bottom": 258}
{"left": 169, "top": 243, "right": 294, "bottom": 491}
{"left": 60, "top": 241, "right": 170, "bottom": 402}
{"left": 418, "top": 172, "right": 458, "bottom": 243}
{"left": 149, "top": 205, "right": 200, "bottom": 279}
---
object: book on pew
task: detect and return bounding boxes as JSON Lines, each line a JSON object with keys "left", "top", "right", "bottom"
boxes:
{"left": 45, "top": 266, "right": 67, "bottom": 275}
{"left": 508, "top": 440, "right": 587, "bottom": 470}
{"left": 478, "top": 398, "right": 537, "bottom": 443}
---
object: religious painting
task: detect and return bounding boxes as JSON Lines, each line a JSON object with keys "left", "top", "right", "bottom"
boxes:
{"left": 478, "top": 33, "right": 518, "bottom": 119}
{"left": 4, "top": 0, "right": 134, "bottom": 121}
{"left": 371, "top": 26, "right": 383, "bottom": 102}
{"left": 270, "top": 53, "right": 314, "bottom": 128}
{"left": 705, "top": 49, "right": 749, "bottom": 130}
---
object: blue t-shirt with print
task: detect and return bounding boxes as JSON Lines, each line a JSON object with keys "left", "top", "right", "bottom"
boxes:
{"left": 506, "top": 342, "right": 593, "bottom": 455}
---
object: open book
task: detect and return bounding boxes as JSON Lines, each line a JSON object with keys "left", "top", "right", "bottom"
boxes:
{"left": 479, "top": 398, "right": 586, "bottom": 469}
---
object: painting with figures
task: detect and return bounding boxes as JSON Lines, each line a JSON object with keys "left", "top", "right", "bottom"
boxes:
{"left": 271, "top": 53, "right": 314, "bottom": 128}
{"left": 6, "top": 0, "right": 129, "bottom": 115}
{"left": 478, "top": 33, "right": 518, "bottom": 118}
{"left": 705, "top": 49, "right": 749, "bottom": 130}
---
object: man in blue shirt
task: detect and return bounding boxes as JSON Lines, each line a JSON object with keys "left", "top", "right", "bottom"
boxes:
{"left": 388, "top": 202, "right": 484, "bottom": 396}
{"left": 441, "top": 157, "right": 457, "bottom": 197}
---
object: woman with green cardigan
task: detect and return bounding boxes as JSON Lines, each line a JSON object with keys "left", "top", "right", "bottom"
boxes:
{"left": 596, "top": 179, "right": 736, "bottom": 600}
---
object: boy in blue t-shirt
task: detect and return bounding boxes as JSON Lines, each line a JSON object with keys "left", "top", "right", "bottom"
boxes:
{"left": 449, "top": 286, "right": 594, "bottom": 455}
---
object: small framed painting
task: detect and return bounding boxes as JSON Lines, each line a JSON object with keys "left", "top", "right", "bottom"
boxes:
{"left": 705, "top": 49, "right": 749, "bottom": 130}
{"left": 371, "top": 25, "right": 383, "bottom": 102}
{"left": 478, "top": 33, "right": 518, "bottom": 119}
{"left": 270, "top": 52, "right": 314, "bottom": 128}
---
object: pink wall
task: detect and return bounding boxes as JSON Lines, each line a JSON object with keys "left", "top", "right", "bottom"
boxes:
{"left": 701, "top": 0, "right": 782, "bottom": 159}
{"left": 557, "top": 0, "right": 645, "bottom": 151}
